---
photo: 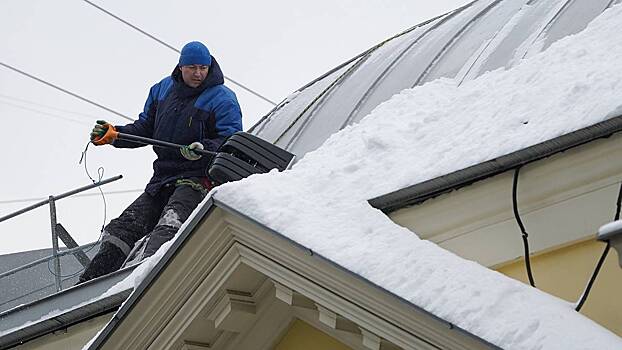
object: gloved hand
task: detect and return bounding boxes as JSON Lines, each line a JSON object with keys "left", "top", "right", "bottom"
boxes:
{"left": 91, "top": 120, "right": 118, "bottom": 145}
{"left": 180, "top": 142, "right": 204, "bottom": 161}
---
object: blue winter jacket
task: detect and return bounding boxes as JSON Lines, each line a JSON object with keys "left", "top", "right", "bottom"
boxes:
{"left": 113, "top": 57, "right": 243, "bottom": 195}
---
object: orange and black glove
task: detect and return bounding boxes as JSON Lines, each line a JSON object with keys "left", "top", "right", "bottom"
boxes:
{"left": 90, "top": 120, "right": 118, "bottom": 145}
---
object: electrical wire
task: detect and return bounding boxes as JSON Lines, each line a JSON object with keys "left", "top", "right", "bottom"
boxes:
{"left": 615, "top": 182, "right": 622, "bottom": 221}
{"left": 0, "top": 93, "right": 101, "bottom": 119}
{"left": 81, "top": 0, "right": 277, "bottom": 106}
{"left": 47, "top": 256, "right": 88, "bottom": 279}
{"left": 0, "top": 99, "right": 91, "bottom": 126}
{"left": 0, "top": 189, "right": 143, "bottom": 205}
{"left": 79, "top": 141, "right": 108, "bottom": 236}
{"left": 43, "top": 142, "right": 135, "bottom": 281}
{"left": 0, "top": 61, "right": 133, "bottom": 121}
{"left": 574, "top": 182, "right": 622, "bottom": 311}
{"left": 512, "top": 166, "right": 537, "bottom": 287}
{"left": 46, "top": 141, "right": 114, "bottom": 280}
{"left": 574, "top": 242, "right": 610, "bottom": 312}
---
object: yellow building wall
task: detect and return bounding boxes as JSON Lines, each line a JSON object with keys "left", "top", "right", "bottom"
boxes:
{"left": 274, "top": 319, "right": 353, "bottom": 350}
{"left": 497, "top": 239, "right": 622, "bottom": 335}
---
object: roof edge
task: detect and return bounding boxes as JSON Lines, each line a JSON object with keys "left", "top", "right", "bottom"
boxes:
{"left": 214, "top": 199, "right": 499, "bottom": 349}
{"left": 369, "top": 114, "right": 622, "bottom": 213}
{"left": 0, "top": 265, "right": 135, "bottom": 349}
{"left": 84, "top": 194, "right": 496, "bottom": 349}
{"left": 86, "top": 197, "right": 216, "bottom": 350}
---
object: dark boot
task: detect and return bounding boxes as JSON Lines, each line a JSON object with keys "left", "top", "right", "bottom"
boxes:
{"left": 77, "top": 242, "right": 126, "bottom": 284}
{"left": 77, "top": 191, "right": 167, "bottom": 284}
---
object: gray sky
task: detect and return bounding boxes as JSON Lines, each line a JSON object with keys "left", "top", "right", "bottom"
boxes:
{"left": 0, "top": 0, "right": 470, "bottom": 254}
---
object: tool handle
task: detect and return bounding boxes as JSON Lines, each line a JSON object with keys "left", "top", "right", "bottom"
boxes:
{"left": 116, "top": 132, "right": 217, "bottom": 156}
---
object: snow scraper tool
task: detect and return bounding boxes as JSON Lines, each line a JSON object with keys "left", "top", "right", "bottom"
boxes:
{"left": 95, "top": 131, "right": 295, "bottom": 184}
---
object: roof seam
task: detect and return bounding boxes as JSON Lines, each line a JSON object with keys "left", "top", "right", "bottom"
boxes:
{"left": 340, "top": 6, "right": 470, "bottom": 130}
{"left": 248, "top": 0, "right": 477, "bottom": 138}
{"left": 413, "top": 0, "right": 505, "bottom": 87}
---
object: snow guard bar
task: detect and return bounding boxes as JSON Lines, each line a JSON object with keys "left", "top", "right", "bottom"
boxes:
{"left": 114, "top": 131, "right": 295, "bottom": 184}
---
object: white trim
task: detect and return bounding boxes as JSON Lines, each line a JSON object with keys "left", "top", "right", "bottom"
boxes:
{"left": 390, "top": 134, "right": 622, "bottom": 267}
{"left": 316, "top": 304, "right": 337, "bottom": 329}
{"left": 98, "top": 208, "right": 491, "bottom": 350}
{"left": 181, "top": 341, "right": 212, "bottom": 350}
{"left": 229, "top": 215, "right": 490, "bottom": 350}
{"left": 360, "top": 328, "right": 381, "bottom": 350}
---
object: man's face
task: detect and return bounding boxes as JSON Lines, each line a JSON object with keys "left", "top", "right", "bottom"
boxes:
{"left": 180, "top": 64, "right": 209, "bottom": 88}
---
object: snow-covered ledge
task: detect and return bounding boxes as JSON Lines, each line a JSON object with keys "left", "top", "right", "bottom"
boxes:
{"left": 0, "top": 265, "right": 135, "bottom": 349}
{"left": 215, "top": 4, "right": 622, "bottom": 349}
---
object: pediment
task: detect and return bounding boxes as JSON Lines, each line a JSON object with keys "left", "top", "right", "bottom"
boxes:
{"left": 92, "top": 205, "right": 491, "bottom": 350}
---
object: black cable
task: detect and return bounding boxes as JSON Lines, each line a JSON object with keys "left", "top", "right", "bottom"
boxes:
{"left": 79, "top": 141, "right": 108, "bottom": 236}
{"left": 0, "top": 99, "right": 91, "bottom": 126}
{"left": 46, "top": 141, "right": 113, "bottom": 280}
{"left": 0, "top": 189, "right": 142, "bottom": 205}
{"left": 0, "top": 61, "right": 133, "bottom": 121}
{"left": 47, "top": 257, "right": 87, "bottom": 279}
{"left": 512, "top": 166, "right": 537, "bottom": 287}
{"left": 574, "top": 182, "right": 622, "bottom": 311}
{"left": 575, "top": 242, "right": 610, "bottom": 311}
{"left": 0, "top": 93, "right": 100, "bottom": 119}
{"left": 81, "top": 0, "right": 277, "bottom": 106}
{"left": 82, "top": 0, "right": 178, "bottom": 52}
{"left": 615, "top": 181, "right": 622, "bottom": 221}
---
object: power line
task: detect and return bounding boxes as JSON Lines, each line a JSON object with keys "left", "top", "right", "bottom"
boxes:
{"left": 0, "top": 61, "right": 133, "bottom": 122}
{"left": 0, "top": 189, "right": 144, "bottom": 205}
{"left": 0, "top": 93, "right": 100, "bottom": 119}
{"left": 81, "top": 0, "right": 278, "bottom": 106}
{"left": 0, "top": 99, "right": 91, "bottom": 126}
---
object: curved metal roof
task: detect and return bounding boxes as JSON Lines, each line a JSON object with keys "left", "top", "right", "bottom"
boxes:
{"left": 251, "top": 0, "right": 619, "bottom": 158}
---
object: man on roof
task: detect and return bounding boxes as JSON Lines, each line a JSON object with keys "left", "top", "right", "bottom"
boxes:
{"left": 78, "top": 41, "right": 242, "bottom": 283}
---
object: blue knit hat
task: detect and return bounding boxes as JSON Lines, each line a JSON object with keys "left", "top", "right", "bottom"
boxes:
{"left": 179, "top": 41, "right": 212, "bottom": 66}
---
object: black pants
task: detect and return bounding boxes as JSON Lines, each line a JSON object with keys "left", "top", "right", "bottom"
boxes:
{"left": 78, "top": 180, "right": 205, "bottom": 283}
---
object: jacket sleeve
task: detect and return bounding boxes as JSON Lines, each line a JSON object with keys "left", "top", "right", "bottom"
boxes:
{"left": 200, "top": 98, "right": 243, "bottom": 152}
{"left": 111, "top": 84, "right": 159, "bottom": 148}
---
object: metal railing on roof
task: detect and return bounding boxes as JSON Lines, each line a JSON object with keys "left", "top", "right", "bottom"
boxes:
{"left": 0, "top": 175, "right": 122, "bottom": 293}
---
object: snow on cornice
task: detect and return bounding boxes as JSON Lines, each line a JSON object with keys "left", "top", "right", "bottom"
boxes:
{"left": 216, "top": 4, "right": 622, "bottom": 349}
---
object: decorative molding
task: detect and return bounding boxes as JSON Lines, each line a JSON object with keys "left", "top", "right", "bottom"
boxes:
{"left": 102, "top": 211, "right": 239, "bottom": 350}
{"left": 233, "top": 241, "right": 481, "bottom": 349}
{"left": 225, "top": 207, "right": 488, "bottom": 349}
{"left": 274, "top": 281, "right": 293, "bottom": 305}
{"left": 316, "top": 303, "right": 361, "bottom": 335}
{"left": 99, "top": 207, "right": 492, "bottom": 350}
{"left": 360, "top": 328, "right": 381, "bottom": 350}
{"left": 207, "top": 290, "right": 256, "bottom": 333}
{"left": 316, "top": 304, "right": 337, "bottom": 329}
{"left": 181, "top": 340, "right": 211, "bottom": 350}
{"left": 274, "top": 281, "right": 316, "bottom": 310}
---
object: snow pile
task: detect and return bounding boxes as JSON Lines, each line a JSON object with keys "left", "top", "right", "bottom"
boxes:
{"left": 214, "top": 4, "right": 622, "bottom": 350}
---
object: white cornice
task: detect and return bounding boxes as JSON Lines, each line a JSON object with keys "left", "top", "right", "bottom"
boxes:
{"left": 223, "top": 208, "right": 492, "bottom": 349}
{"left": 95, "top": 206, "right": 493, "bottom": 350}
{"left": 390, "top": 134, "right": 622, "bottom": 267}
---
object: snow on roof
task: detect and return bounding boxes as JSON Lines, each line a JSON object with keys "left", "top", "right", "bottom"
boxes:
{"left": 252, "top": 0, "right": 617, "bottom": 160}
{"left": 215, "top": 4, "right": 622, "bottom": 349}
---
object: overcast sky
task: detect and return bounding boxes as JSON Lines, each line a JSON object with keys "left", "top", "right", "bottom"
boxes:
{"left": 0, "top": 0, "right": 471, "bottom": 254}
